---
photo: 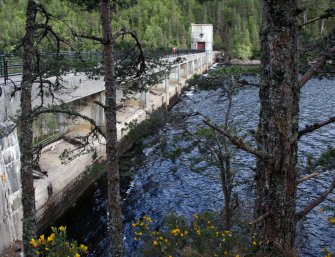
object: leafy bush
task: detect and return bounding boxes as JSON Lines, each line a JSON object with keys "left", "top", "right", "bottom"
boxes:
{"left": 30, "top": 226, "right": 88, "bottom": 257}
{"left": 187, "top": 65, "right": 260, "bottom": 91}
{"left": 132, "top": 212, "right": 256, "bottom": 257}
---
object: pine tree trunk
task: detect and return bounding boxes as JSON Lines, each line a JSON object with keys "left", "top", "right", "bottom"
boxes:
{"left": 20, "top": 1, "right": 37, "bottom": 256}
{"left": 100, "top": 0, "right": 125, "bottom": 256}
{"left": 256, "top": 0, "right": 299, "bottom": 255}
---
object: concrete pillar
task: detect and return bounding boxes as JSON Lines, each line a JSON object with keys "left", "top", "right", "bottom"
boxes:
{"left": 186, "top": 62, "right": 189, "bottom": 79}
{"left": 177, "top": 65, "right": 181, "bottom": 83}
{"left": 165, "top": 76, "right": 169, "bottom": 107}
{"left": 139, "top": 88, "right": 149, "bottom": 110}
{"left": 192, "top": 60, "right": 195, "bottom": 75}
{"left": 206, "top": 53, "right": 209, "bottom": 70}
{"left": 176, "top": 83, "right": 180, "bottom": 95}
{"left": 184, "top": 63, "right": 187, "bottom": 79}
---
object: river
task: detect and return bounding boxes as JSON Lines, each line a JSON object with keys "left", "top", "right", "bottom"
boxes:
{"left": 59, "top": 77, "right": 335, "bottom": 257}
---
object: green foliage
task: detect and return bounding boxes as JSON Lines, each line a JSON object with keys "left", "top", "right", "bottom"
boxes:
{"left": 187, "top": 65, "right": 259, "bottom": 91}
{"left": 212, "top": 65, "right": 260, "bottom": 76}
{"left": 2, "top": 0, "right": 334, "bottom": 58}
{"left": 318, "top": 197, "right": 335, "bottom": 256}
{"left": 322, "top": 247, "right": 335, "bottom": 257}
{"left": 132, "top": 212, "right": 256, "bottom": 257}
{"left": 305, "top": 146, "right": 335, "bottom": 172}
{"left": 30, "top": 226, "right": 89, "bottom": 257}
{"left": 316, "top": 146, "right": 335, "bottom": 169}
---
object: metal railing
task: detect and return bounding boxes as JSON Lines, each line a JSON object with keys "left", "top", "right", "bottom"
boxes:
{"left": 0, "top": 49, "right": 206, "bottom": 85}
{"left": 0, "top": 51, "right": 102, "bottom": 85}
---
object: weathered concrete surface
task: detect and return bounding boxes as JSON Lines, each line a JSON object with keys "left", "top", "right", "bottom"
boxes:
{"left": 0, "top": 123, "right": 22, "bottom": 253}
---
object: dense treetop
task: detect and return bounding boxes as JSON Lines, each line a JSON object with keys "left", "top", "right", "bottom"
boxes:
{"left": 0, "top": 0, "right": 334, "bottom": 59}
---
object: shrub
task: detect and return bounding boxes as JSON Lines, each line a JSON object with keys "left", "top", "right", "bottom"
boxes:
{"left": 30, "top": 226, "right": 88, "bottom": 257}
{"left": 132, "top": 212, "right": 256, "bottom": 257}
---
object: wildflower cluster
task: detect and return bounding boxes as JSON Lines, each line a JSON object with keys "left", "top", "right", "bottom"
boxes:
{"left": 322, "top": 247, "right": 335, "bottom": 257}
{"left": 132, "top": 215, "right": 153, "bottom": 241}
{"left": 319, "top": 199, "right": 335, "bottom": 225}
{"left": 319, "top": 201, "right": 335, "bottom": 256}
{"left": 30, "top": 226, "right": 88, "bottom": 257}
{"left": 132, "top": 212, "right": 254, "bottom": 256}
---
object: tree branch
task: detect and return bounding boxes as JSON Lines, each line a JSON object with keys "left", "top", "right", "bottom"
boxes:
{"left": 296, "top": 179, "right": 335, "bottom": 220}
{"left": 299, "top": 28, "right": 335, "bottom": 88}
{"left": 298, "top": 116, "right": 335, "bottom": 139}
{"left": 297, "top": 172, "right": 319, "bottom": 184}
{"left": 93, "top": 100, "right": 107, "bottom": 109}
{"left": 249, "top": 211, "right": 272, "bottom": 225}
{"left": 300, "top": 8, "right": 335, "bottom": 28}
{"left": 202, "top": 118, "right": 265, "bottom": 160}
{"left": 112, "top": 28, "right": 146, "bottom": 77}
{"left": 237, "top": 79, "right": 259, "bottom": 87}
{"left": 73, "top": 32, "right": 103, "bottom": 43}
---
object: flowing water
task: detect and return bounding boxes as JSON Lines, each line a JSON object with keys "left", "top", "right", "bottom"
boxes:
{"left": 60, "top": 77, "right": 335, "bottom": 257}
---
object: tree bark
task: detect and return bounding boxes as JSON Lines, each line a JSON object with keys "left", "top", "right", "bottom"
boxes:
{"left": 256, "top": 0, "right": 299, "bottom": 255}
{"left": 20, "top": 1, "right": 38, "bottom": 256}
{"left": 100, "top": 0, "right": 125, "bottom": 256}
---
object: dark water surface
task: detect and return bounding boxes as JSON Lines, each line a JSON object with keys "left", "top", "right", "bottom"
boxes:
{"left": 61, "top": 78, "right": 335, "bottom": 257}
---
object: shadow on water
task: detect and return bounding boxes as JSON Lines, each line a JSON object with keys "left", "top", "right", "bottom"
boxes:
{"left": 58, "top": 78, "right": 335, "bottom": 257}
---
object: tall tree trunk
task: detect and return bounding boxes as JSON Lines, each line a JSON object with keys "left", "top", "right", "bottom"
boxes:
{"left": 100, "top": 0, "right": 125, "bottom": 256}
{"left": 20, "top": 0, "right": 37, "bottom": 256}
{"left": 256, "top": 0, "right": 299, "bottom": 255}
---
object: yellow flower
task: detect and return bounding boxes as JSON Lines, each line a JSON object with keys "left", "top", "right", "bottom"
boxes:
{"left": 30, "top": 239, "right": 39, "bottom": 248}
{"left": 171, "top": 228, "right": 180, "bottom": 235}
{"left": 39, "top": 235, "right": 46, "bottom": 245}
{"left": 80, "top": 244, "right": 88, "bottom": 252}
{"left": 45, "top": 248, "right": 49, "bottom": 251}
{"left": 326, "top": 216, "right": 335, "bottom": 224}
{"left": 59, "top": 226, "right": 66, "bottom": 231}
{"left": 168, "top": 255, "right": 172, "bottom": 257}
{"left": 75, "top": 253, "right": 80, "bottom": 257}
{"left": 132, "top": 223, "right": 137, "bottom": 227}
{"left": 236, "top": 255, "right": 240, "bottom": 257}
{"left": 47, "top": 233, "right": 55, "bottom": 242}
{"left": 193, "top": 213, "right": 198, "bottom": 220}
{"left": 153, "top": 240, "right": 158, "bottom": 246}
{"left": 252, "top": 240, "right": 257, "bottom": 245}
{"left": 143, "top": 216, "right": 153, "bottom": 223}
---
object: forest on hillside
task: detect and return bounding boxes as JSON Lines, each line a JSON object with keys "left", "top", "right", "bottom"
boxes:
{"left": 0, "top": 0, "right": 335, "bottom": 59}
